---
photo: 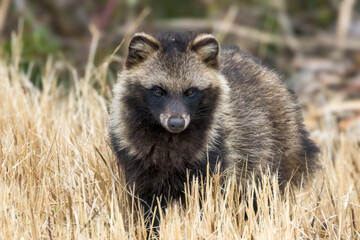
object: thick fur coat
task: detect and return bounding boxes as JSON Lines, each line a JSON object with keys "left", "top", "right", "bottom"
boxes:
{"left": 109, "top": 32, "right": 319, "bottom": 218}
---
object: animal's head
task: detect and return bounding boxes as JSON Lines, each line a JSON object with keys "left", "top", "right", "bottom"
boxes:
{"left": 117, "top": 32, "right": 229, "bottom": 134}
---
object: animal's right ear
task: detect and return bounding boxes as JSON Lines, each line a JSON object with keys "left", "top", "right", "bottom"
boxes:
{"left": 125, "top": 33, "right": 161, "bottom": 69}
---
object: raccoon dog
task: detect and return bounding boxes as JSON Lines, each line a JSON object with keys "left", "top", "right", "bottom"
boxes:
{"left": 109, "top": 32, "right": 319, "bottom": 222}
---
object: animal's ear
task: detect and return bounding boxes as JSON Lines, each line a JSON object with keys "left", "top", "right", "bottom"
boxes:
{"left": 125, "top": 33, "right": 161, "bottom": 69}
{"left": 189, "top": 34, "right": 219, "bottom": 69}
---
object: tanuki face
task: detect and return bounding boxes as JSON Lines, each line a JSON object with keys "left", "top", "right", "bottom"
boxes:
{"left": 142, "top": 85, "right": 205, "bottom": 133}
{"left": 119, "top": 32, "right": 227, "bottom": 134}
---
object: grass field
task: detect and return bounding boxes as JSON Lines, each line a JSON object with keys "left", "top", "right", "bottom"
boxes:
{"left": 1, "top": 35, "right": 360, "bottom": 240}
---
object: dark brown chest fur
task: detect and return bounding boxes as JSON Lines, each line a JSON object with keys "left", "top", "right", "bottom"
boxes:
{"left": 111, "top": 131, "right": 226, "bottom": 205}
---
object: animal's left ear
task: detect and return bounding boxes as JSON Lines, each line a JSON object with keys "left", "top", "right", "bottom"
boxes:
{"left": 189, "top": 34, "right": 219, "bottom": 69}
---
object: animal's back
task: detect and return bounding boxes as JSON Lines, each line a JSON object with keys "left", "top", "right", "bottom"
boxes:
{"left": 220, "top": 47, "right": 319, "bottom": 186}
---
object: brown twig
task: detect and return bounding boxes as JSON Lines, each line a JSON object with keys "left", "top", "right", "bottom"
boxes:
{"left": 94, "top": 0, "right": 118, "bottom": 31}
{"left": 213, "top": 6, "right": 238, "bottom": 43}
{"left": 273, "top": 0, "right": 299, "bottom": 50}
{"left": 0, "top": 0, "right": 10, "bottom": 34}
{"left": 154, "top": 18, "right": 360, "bottom": 51}
{"left": 121, "top": 7, "right": 151, "bottom": 55}
{"left": 335, "top": 0, "right": 356, "bottom": 56}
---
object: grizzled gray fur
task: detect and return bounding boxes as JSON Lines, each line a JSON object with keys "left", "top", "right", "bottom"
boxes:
{"left": 109, "top": 32, "right": 319, "bottom": 220}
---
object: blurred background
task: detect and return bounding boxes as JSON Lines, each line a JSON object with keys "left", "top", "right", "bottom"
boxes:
{"left": 0, "top": 0, "right": 360, "bottom": 138}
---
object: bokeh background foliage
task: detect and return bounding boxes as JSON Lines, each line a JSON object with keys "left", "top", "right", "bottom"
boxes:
{"left": 2, "top": 0, "right": 359, "bottom": 80}
{"left": 2, "top": 0, "right": 359, "bottom": 132}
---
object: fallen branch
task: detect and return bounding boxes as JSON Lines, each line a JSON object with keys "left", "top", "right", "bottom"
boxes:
{"left": 154, "top": 18, "right": 360, "bottom": 51}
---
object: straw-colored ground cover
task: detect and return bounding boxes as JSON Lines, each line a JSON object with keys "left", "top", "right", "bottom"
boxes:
{"left": 1, "top": 35, "right": 359, "bottom": 239}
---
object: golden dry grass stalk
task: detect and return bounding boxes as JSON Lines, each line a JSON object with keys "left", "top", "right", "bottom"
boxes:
{"left": 0, "top": 34, "right": 359, "bottom": 240}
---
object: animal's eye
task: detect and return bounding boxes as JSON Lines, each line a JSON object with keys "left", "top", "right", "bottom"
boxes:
{"left": 154, "top": 87, "right": 165, "bottom": 96}
{"left": 184, "top": 88, "right": 196, "bottom": 97}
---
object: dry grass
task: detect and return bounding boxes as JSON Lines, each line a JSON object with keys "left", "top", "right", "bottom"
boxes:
{"left": 1, "top": 34, "right": 360, "bottom": 240}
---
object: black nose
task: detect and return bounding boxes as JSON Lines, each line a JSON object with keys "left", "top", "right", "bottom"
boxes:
{"left": 167, "top": 118, "right": 185, "bottom": 133}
